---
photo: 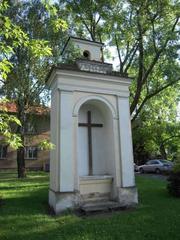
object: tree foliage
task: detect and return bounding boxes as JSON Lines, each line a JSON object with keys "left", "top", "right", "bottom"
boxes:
{"left": 64, "top": 0, "right": 180, "bottom": 160}
{"left": 0, "top": 99, "right": 22, "bottom": 149}
{"left": 133, "top": 94, "right": 180, "bottom": 162}
{"left": 1, "top": 0, "right": 67, "bottom": 177}
{"left": 62, "top": 0, "right": 116, "bottom": 41}
{"left": 0, "top": 1, "right": 28, "bottom": 149}
{"left": 64, "top": 0, "right": 179, "bottom": 118}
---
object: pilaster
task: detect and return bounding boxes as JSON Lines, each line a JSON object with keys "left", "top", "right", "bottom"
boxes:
{"left": 118, "top": 97, "right": 135, "bottom": 187}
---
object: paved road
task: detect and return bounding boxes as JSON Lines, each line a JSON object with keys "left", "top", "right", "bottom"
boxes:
{"left": 136, "top": 172, "right": 168, "bottom": 181}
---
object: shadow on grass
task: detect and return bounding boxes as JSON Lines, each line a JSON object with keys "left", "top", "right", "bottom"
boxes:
{"left": 0, "top": 183, "right": 48, "bottom": 191}
{"left": 0, "top": 187, "right": 48, "bottom": 214}
{"left": 1, "top": 174, "right": 180, "bottom": 240}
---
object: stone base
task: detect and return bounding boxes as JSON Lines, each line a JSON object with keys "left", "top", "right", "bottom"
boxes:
{"left": 49, "top": 185, "right": 138, "bottom": 214}
{"left": 49, "top": 190, "right": 111, "bottom": 215}
{"left": 118, "top": 186, "right": 138, "bottom": 207}
{"left": 49, "top": 189, "right": 79, "bottom": 214}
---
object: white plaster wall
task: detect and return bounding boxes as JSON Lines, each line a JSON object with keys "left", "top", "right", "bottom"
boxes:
{"left": 92, "top": 100, "right": 115, "bottom": 176}
{"left": 56, "top": 73, "right": 130, "bottom": 97}
{"left": 91, "top": 105, "right": 106, "bottom": 175}
{"left": 118, "top": 97, "right": 135, "bottom": 187}
{"left": 59, "top": 91, "right": 74, "bottom": 191}
{"left": 103, "top": 107, "right": 115, "bottom": 176}
{"left": 72, "top": 39, "right": 102, "bottom": 61}
{"left": 77, "top": 119, "right": 88, "bottom": 175}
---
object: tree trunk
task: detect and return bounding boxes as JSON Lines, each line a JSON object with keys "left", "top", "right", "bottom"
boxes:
{"left": 160, "top": 144, "right": 167, "bottom": 159}
{"left": 16, "top": 100, "right": 26, "bottom": 178}
{"left": 17, "top": 146, "right": 26, "bottom": 178}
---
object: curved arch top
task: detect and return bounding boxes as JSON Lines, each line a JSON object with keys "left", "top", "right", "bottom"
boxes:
{"left": 73, "top": 95, "right": 118, "bottom": 119}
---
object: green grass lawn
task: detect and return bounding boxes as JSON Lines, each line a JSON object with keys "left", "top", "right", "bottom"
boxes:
{"left": 0, "top": 172, "right": 180, "bottom": 240}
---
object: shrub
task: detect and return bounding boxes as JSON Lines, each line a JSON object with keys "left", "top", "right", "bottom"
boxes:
{"left": 167, "top": 155, "right": 180, "bottom": 197}
{"left": 0, "top": 195, "right": 4, "bottom": 207}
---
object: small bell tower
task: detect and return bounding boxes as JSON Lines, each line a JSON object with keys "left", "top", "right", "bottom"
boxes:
{"left": 62, "top": 36, "right": 104, "bottom": 62}
{"left": 61, "top": 36, "right": 112, "bottom": 74}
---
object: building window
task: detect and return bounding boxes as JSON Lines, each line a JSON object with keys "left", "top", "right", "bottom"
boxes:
{"left": 25, "top": 122, "right": 36, "bottom": 134}
{"left": 24, "top": 147, "right": 38, "bottom": 160}
{"left": 0, "top": 145, "right": 7, "bottom": 159}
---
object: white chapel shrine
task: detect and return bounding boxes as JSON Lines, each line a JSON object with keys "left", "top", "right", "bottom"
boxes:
{"left": 46, "top": 37, "right": 138, "bottom": 214}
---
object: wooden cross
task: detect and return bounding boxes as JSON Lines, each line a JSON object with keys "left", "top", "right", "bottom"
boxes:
{"left": 78, "top": 111, "right": 103, "bottom": 175}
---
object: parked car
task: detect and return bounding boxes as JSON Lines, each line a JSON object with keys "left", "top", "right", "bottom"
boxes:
{"left": 134, "top": 163, "right": 139, "bottom": 172}
{"left": 138, "top": 159, "right": 173, "bottom": 174}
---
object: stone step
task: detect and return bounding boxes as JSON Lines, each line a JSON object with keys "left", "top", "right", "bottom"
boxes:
{"left": 82, "top": 196, "right": 110, "bottom": 203}
{"left": 80, "top": 201, "right": 121, "bottom": 213}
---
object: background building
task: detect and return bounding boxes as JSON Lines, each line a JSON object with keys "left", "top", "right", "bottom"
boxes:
{"left": 0, "top": 102, "right": 50, "bottom": 170}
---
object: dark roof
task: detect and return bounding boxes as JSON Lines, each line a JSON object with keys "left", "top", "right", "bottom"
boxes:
{"left": 0, "top": 102, "right": 50, "bottom": 115}
{"left": 61, "top": 36, "right": 104, "bottom": 55}
{"left": 46, "top": 61, "right": 129, "bottom": 83}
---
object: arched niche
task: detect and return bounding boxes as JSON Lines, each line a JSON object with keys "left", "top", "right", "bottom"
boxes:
{"left": 73, "top": 95, "right": 117, "bottom": 119}
{"left": 77, "top": 98, "right": 116, "bottom": 177}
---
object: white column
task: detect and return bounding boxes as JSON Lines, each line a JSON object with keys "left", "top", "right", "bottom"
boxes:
{"left": 50, "top": 88, "right": 60, "bottom": 192}
{"left": 73, "top": 116, "right": 79, "bottom": 191}
{"left": 59, "top": 91, "right": 74, "bottom": 191}
{"left": 113, "top": 118, "right": 121, "bottom": 188}
{"left": 118, "top": 97, "right": 135, "bottom": 187}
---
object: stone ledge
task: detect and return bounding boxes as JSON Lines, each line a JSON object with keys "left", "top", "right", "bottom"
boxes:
{"left": 79, "top": 176, "right": 113, "bottom": 195}
{"left": 80, "top": 175, "right": 113, "bottom": 181}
